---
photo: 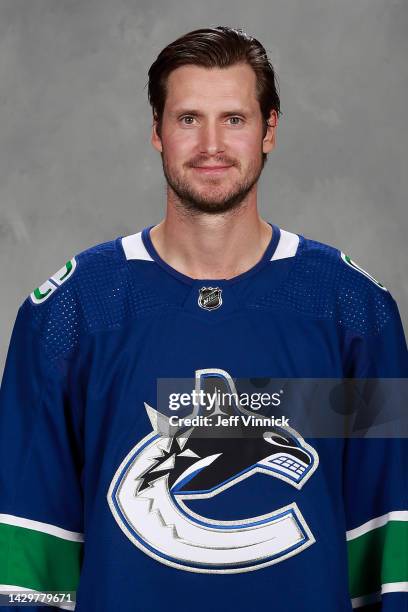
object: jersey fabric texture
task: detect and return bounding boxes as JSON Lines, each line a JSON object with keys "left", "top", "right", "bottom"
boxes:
{"left": 0, "top": 223, "right": 407, "bottom": 612}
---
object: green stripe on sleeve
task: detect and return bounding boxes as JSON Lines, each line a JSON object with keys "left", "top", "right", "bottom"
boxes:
{"left": 347, "top": 520, "right": 408, "bottom": 599}
{"left": 0, "top": 522, "right": 83, "bottom": 592}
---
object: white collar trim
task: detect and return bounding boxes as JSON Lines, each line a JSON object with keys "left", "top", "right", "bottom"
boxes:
{"left": 122, "top": 227, "right": 299, "bottom": 263}
{"left": 122, "top": 232, "right": 153, "bottom": 261}
{"left": 271, "top": 228, "right": 300, "bottom": 261}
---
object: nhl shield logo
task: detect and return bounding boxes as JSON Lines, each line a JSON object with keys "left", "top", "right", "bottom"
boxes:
{"left": 198, "top": 286, "right": 222, "bottom": 311}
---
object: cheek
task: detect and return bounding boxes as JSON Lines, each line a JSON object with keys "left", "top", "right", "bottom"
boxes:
{"left": 234, "top": 146, "right": 262, "bottom": 170}
{"left": 163, "top": 127, "right": 198, "bottom": 152}
{"left": 227, "top": 132, "right": 262, "bottom": 156}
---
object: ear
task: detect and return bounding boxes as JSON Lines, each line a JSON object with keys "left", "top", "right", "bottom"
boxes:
{"left": 151, "top": 114, "right": 163, "bottom": 153}
{"left": 262, "top": 109, "right": 278, "bottom": 154}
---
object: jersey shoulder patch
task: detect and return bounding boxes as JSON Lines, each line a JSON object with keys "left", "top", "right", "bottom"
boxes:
{"left": 28, "top": 237, "right": 120, "bottom": 307}
{"left": 30, "top": 257, "right": 77, "bottom": 305}
{"left": 340, "top": 252, "right": 387, "bottom": 291}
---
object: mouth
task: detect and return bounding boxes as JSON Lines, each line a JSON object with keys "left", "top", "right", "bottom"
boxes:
{"left": 192, "top": 165, "right": 233, "bottom": 175}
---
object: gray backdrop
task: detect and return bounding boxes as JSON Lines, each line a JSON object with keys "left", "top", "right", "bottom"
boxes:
{"left": 1, "top": 0, "right": 407, "bottom": 374}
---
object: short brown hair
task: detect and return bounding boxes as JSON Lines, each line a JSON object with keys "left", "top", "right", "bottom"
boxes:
{"left": 147, "top": 26, "right": 282, "bottom": 141}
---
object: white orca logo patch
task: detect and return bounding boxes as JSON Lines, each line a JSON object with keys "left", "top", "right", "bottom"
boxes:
{"left": 107, "top": 369, "right": 319, "bottom": 573}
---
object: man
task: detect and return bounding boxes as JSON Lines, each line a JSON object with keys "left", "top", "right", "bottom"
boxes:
{"left": 0, "top": 26, "right": 407, "bottom": 612}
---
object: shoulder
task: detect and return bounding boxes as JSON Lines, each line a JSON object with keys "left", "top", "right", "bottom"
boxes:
{"left": 27, "top": 236, "right": 124, "bottom": 307}
{"left": 17, "top": 236, "right": 131, "bottom": 365}
{"left": 27, "top": 230, "right": 155, "bottom": 310}
{"left": 280, "top": 230, "right": 398, "bottom": 337}
{"left": 20, "top": 230, "right": 162, "bottom": 351}
{"left": 298, "top": 234, "right": 386, "bottom": 289}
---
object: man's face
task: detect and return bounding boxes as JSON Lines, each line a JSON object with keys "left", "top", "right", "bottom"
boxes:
{"left": 151, "top": 63, "right": 277, "bottom": 214}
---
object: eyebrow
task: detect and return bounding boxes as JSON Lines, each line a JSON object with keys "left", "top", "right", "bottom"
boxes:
{"left": 169, "top": 108, "right": 252, "bottom": 118}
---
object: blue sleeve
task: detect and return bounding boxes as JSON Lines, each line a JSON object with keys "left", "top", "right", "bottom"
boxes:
{"left": 0, "top": 299, "right": 83, "bottom": 610}
{"left": 343, "top": 295, "right": 408, "bottom": 611}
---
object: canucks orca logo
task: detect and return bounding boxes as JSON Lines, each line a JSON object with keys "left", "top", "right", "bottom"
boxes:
{"left": 107, "top": 369, "right": 319, "bottom": 573}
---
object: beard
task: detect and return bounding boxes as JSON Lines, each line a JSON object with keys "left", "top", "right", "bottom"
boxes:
{"left": 160, "top": 151, "right": 266, "bottom": 215}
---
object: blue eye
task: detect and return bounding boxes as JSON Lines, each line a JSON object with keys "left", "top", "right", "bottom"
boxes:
{"left": 228, "top": 117, "right": 243, "bottom": 125}
{"left": 179, "top": 115, "right": 244, "bottom": 126}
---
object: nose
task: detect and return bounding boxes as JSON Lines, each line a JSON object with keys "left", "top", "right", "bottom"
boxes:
{"left": 199, "top": 120, "right": 225, "bottom": 156}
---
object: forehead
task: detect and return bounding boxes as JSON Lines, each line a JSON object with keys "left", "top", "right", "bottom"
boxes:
{"left": 164, "top": 63, "right": 259, "bottom": 111}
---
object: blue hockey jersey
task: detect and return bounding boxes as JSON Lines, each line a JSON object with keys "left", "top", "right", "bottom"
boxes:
{"left": 0, "top": 223, "right": 407, "bottom": 611}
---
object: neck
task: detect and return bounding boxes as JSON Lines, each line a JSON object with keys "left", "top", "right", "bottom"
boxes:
{"left": 149, "top": 199, "right": 273, "bottom": 280}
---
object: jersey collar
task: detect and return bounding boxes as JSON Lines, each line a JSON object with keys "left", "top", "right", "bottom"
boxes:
{"left": 138, "top": 223, "right": 281, "bottom": 286}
